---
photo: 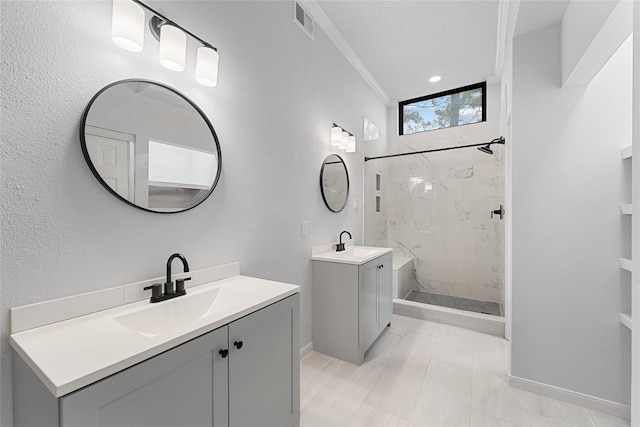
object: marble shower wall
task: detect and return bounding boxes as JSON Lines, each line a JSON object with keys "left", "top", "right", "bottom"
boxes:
{"left": 364, "top": 120, "right": 505, "bottom": 305}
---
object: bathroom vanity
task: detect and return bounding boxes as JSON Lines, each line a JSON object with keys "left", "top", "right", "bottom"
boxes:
{"left": 311, "top": 245, "right": 392, "bottom": 365}
{"left": 10, "top": 267, "right": 300, "bottom": 427}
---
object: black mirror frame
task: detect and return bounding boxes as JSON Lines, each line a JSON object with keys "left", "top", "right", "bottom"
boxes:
{"left": 79, "top": 79, "right": 222, "bottom": 214}
{"left": 319, "top": 154, "right": 349, "bottom": 213}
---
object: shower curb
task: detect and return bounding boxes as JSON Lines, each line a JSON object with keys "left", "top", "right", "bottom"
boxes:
{"left": 393, "top": 298, "right": 505, "bottom": 337}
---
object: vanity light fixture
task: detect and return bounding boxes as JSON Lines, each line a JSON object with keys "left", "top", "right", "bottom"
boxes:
{"left": 330, "top": 123, "right": 356, "bottom": 154}
{"left": 111, "top": 0, "right": 220, "bottom": 87}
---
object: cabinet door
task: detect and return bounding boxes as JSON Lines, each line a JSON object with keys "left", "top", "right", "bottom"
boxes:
{"left": 228, "top": 294, "right": 300, "bottom": 427}
{"left": 61, "top": 326, "right": 229, "bottom": 427}
{"left": 377, "top": 253, "right": 393, "bottom": 333}
{"left": 358, "top": 258, "right": 379, "bottom": 352}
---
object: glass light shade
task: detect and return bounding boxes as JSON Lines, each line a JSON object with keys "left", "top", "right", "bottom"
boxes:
{"left": 111, "top": 0, "right": 145, "bottom": 52}
{"left": 195, "top": 47, "right": 219, "bottom": 87}
{"left": 330, "top": 126, "right": 342, "bottom": 147}
{"left": 340, "top": 131, "right": 349, "bottom": 150}
{"left": 346, "top": 135, "right": 356, "bottom": 153}
{"left": 159, "top": 24, "right": 186, "bottom": 72}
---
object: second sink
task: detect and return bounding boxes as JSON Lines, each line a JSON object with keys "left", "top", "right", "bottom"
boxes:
{"left": 310, "top": 245, "right": 392, "bottom": 266}
{"left": 348, "top": 247, "right": 381, "bottom": 258}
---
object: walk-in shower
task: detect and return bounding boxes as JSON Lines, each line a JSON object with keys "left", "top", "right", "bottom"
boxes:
{"left": 364, "top": 136, "right": 505, "bottom": 332}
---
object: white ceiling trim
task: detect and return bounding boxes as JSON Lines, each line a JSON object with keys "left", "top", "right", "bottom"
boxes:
{"left": 301, "top": 0, "right": 393, "bottom": 106}
{"left": 491, "top": 0, "right": 511, "bottom": 83}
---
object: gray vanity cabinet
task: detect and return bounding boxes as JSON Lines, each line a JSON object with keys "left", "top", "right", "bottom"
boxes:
{"left": 228, "top": 295, "right": 300, "bottom": 427}
{"left": 312, "top": 253, "right": 392, "bottom": 365}
{"left": 61, "top": 326, "right": 229, "bottom": 427}
{"left": 14, "top": 294, "right": 300, "bottom": 427}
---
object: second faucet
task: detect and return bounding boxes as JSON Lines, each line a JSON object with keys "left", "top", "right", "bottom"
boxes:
{"left": 336, "top": 230, "right": 351, "bottom": 252}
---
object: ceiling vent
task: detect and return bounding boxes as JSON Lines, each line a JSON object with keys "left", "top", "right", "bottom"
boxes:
{"left": 294, "top": 1, "right": 314, "bottom": 40}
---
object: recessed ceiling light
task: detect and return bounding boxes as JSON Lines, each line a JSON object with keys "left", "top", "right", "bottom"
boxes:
{"left": 429, "top": 75, "right": 441, "bottom": 83}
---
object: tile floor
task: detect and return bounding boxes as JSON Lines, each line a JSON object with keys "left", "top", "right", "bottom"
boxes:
{"left": 300, "top": 314, "right": 630, "bottom": 427}
{"left": 405, "top": 291, "right": 502, "bottom": 317}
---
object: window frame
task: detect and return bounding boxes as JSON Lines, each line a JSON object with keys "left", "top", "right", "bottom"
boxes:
{"left": 398, "top": 82, "right": 487, "bottom": 136}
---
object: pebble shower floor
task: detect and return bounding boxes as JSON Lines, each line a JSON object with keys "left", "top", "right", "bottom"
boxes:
{"left": 405, "top": 290, "right": 502, "bottom": 316}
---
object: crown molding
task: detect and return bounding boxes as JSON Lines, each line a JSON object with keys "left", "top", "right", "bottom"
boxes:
{"left": 300, "top": 0, "right": 393, "bottom": 106}
{"left": 492, "top": 0, "right": 511, "bottom": 82}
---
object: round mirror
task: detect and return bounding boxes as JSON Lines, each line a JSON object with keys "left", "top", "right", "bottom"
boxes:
{"left": 80, "top": 79, "right": 221, "bottom": 213}
{"left": 320, "top": 154, "right": 349, "bottom": 213}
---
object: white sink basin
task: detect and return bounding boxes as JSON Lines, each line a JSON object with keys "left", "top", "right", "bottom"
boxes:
{"left": 311, "top": 245, "right": 392, "bottom": 265}
{"left": 114, "top": 287, "right": 249, "bottom": 336}
{"left": 347, "top": 248, "right": 380, "bottom": 258}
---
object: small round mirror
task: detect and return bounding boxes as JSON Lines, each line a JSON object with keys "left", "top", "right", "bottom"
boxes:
{"left": 80, "top": 79, "right": 221, "bottom": 213}
{"left": 320, "top": 154, "right": 349, "bottom": 213}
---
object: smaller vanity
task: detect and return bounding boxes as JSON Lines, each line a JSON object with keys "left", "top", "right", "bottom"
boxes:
{"left": 311, "top": 243, "right": 392, "bottom": 365}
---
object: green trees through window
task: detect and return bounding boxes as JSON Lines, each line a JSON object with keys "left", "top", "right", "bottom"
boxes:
{"left": 400, "top": 82, "right": 486, "bottom": 135}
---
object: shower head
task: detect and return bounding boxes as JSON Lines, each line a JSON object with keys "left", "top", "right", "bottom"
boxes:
{"left": 477, "top": 144, "right": 493, "bottom": 155}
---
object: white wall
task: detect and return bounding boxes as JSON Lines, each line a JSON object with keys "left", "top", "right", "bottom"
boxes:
{"left": 561, "top": 0, "right": 618, "bottom": 85}
{"left": 0, "top": 2, "right": 387, "bottom": 425}
{"left": 511, "top": 25, "right": 632, "bottom": 406}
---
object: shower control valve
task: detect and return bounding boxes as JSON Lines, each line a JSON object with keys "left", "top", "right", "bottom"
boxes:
{"left": 491, "top": 204, "right": 505, "bottom": 220}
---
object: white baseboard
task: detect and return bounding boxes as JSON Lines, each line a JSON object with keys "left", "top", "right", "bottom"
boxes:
{"left": 509, "top": 375, "right": 630, "bottom": 420}
{"left": 300, "top": 342, "right": 313, "bottom": 360}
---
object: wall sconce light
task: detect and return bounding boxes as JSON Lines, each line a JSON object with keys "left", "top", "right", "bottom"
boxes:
{"left": 331, "top": 123, "right": 356, "bottom": 153}
{"left": 330, "top": 124, "right": 342, "bottom": 147}
{"left": 111, "top": 0, "right": 219, "bottom": 87}
{"left": 158, "top": 24, "right": 186, "bottom": 72}
{"left": 111, "top": 0, "right": 145, "bottom": 52}
{"left": 340, "top": 131, "right": 349, "bottom": 150}
{"left": 195, "top": 46, "right": 219, "bottom": 87}
{"left": 347, "top": 135, "right": 356, "bottom": 153}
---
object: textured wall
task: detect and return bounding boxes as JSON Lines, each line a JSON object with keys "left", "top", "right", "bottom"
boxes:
{"left": 0, "top": 2, "right": 387, "bottom": 425}
{"left": 512, "top": 25, "right": 631, "bottom": 405}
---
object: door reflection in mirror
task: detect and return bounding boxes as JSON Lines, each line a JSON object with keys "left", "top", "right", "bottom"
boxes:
{"left": 84, "top": 126, "right": 135, "bottom": 204}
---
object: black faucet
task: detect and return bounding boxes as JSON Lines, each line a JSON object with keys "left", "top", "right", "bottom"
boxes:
{"left": 336, "top": 231, "right": 352, "bottom": 252}
{"left": 144, "top": 253, "right": 191, "bottom": 303}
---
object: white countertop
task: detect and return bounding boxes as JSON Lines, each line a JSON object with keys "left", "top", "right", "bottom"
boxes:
{"left": 310, "top": 245, "right": 392, "bottom": 265}
{"left": 10, "top": 276, "right": 299, "bottom": 397}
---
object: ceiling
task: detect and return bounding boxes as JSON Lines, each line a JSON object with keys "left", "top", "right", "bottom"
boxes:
{"left": 314, "top": 0, "right": 570, "bottom": 105}
{"left": 316, "top": 1, "right": 500, "bottom": 103}
{"left": 515, "top": 0, "right": 570, "bottom": 37}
